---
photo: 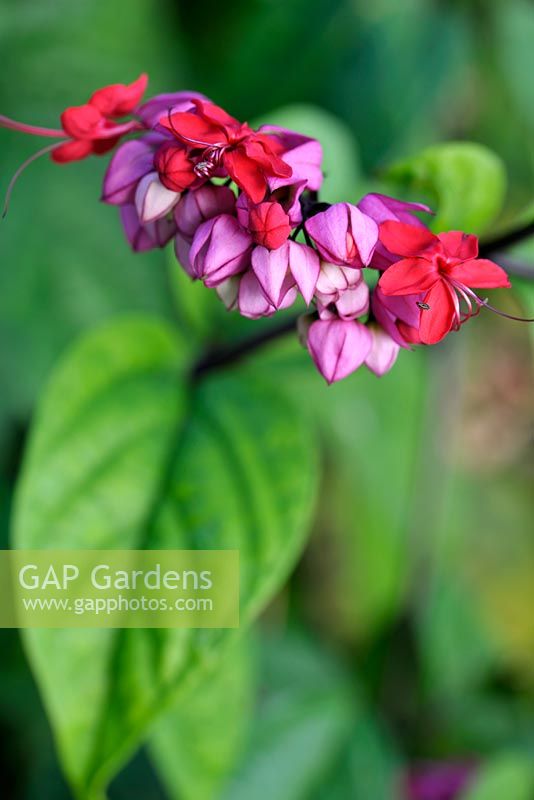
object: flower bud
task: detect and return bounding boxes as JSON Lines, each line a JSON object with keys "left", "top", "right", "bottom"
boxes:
{"left": 315, "top": 261, "right": 369, "bottom": 319}
{"left": 307, "top": 318, "right": 372, "bottom": 384}
{"left": 305, "top": 202, "right": 378, "bottom": 267}
{"left": 365, "top": 323, "right": 400, "bottom": 376}
{"left": 154, "top": 141, "right": 199, "bottom": 192}
{"left": 190, "top": 214, "right": 253, "bottom": 287}
{"left": 248, "top": 201, "right": 291, "bottom": 249}
{"left": 135, "top": 171, "right": 180, "bottom": 223}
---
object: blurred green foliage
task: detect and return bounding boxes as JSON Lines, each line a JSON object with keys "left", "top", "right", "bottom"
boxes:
{"left": 0, "top": 0, "right": 533, "bottom": 798}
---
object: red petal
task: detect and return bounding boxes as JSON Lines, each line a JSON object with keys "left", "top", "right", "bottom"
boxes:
{"left": 378, "top": 257, "right": 438, "bottom": 296}
{"left": 191, "top": 100, "right": 240, "bottom": 129}
{"left": 244, "top": 138, "right": 292, "bottom": 178}
{"left": 419, "top": 281, "right": 456, "bottom": 344}
{"left": 224, "top": 150, "right": 267, "bottom": 203}
{"left": 379, "top": 220, "right": 437, "bottom": 257}
{"left": 61, "top": 104, "right": 101, "bottom": 139}
{"left": 437, "top": 230, "right": 478, "bottom": 260}
{"left": 51, "top": 139, "right": 94, "bottom": 163}
{"left": 447, "top": 258, "right": 511, "bottom": 289}
{"left": 159, "top": 110, "right": 228, "bottom": 146}
{"left": 90, "top": 74, "right": 148, "bottom": 117}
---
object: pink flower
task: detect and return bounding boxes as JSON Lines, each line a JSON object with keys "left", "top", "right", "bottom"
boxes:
{"left": 306, "top": 317, "right": 373, "bottom": 384}
{"left": 189, "top": 213, "right": 253, "bottom": 286}
{"left": 252, "top": 240, "right": 320, "bottom": 307}
{"left": 314, "top": 261, "right": 369, "bottom": 320}
{"left": 304, "top": 203, "right": 378, "bottom": 267}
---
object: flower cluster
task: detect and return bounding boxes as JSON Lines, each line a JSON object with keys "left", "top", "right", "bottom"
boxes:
{"left": 1, "top": 76, "right": 518, "bottom": 384}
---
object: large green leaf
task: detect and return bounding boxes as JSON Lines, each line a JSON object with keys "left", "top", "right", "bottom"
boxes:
{"left": 13, "top": 316, "right": 319, "bottom": 799}
{"left": 150, "top": 635, "right": 255, "bottom": 800}
{"left": 385, "top": 142, "right": 506, "bottom": 234}
{"left": 221, "top": 631, "right": 354, "bottom": 800}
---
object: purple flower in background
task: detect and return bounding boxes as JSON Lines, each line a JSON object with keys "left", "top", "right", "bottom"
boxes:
{"left": 305, "top": 202, "right": 378, "bottom": 267}
{"left": 403, "top": 761, "right": 476, "bottom": 800}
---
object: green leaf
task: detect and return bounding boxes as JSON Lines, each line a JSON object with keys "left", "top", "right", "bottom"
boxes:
{"left": 221, "top": 631, "right": 354, "bottom": 800}
{"left": 13, "top": 316, "right": 319, "bottom": 799}
{"left": 462, "top": 754, "right": 534, "bottom": 800}
{"left": 385, "top": 142, "right": 507, "bottom": 234}
{"left": 253, "top": 105, "right": 362, "bottom": 203}
{"left": 417, "top": 568, "right": 498, "bottom": 697}
{"left": 150, "top": 635, "right": 255, "bottom": 800}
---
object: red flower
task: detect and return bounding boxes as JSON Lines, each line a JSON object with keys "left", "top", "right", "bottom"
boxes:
{"left": 248, "top": 202, "right": 291, "bottom": 249}
{"left": 159, "top": 99, "right": 292, "bottom": 203}
{"left": 378, "top": 221, "right": 511, "bottom": 344}
{"left": 153, "top": 141, "right": 200, "bottom": 192}
{"left": 52, "top": 74, "right": 148, "bottom": 163}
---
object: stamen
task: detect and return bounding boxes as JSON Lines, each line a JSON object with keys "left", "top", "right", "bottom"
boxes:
{"left": 474, "top": 295, "right": 534, "bottom": 323}
{"left": 0, "top": 114, "right": 65, "bottom": 138}
{"left": 2, "top": 142, "right": 63, "bottom": 218}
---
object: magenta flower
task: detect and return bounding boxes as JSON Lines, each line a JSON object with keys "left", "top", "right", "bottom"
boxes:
{"left": 173, "top": 185, "right": 236, "bottom": 275}
{"left": 403, "top": 761, "right": 476, "bottom": 800}
{"left": 189, "top": 214, "right": 253, "bottom": 286}
{"left": 304, "top": 203, "right": 378, "bottom": 267}
{"left": 101, "top": 136, "right": 163, "bottom": 205}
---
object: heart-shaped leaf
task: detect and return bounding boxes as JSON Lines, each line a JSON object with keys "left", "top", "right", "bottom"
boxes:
{"left": 13, "top": 316, "right": 318, "bottom": 798}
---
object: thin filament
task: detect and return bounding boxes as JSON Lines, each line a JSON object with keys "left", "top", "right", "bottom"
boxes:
{"left": 2, "top": 142, "right": 63, "bottom": 218}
